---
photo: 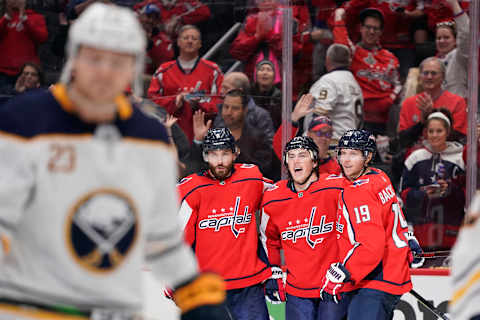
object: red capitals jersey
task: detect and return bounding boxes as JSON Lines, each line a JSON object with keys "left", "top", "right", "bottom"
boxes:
{"left": 146, "top": 31, "right": 174, "bottom": 75}
{"left": 261, "top": 175, "right": 343, "bottom": 297}
{"left": 147, "top": 58, "right": 223, "bottom": 142}
{"left": 337, "top": 168, "right": 412, "bottom": 295}
{"left": 398, "top": 91, "right": 467, "bottom": 135}
{"left": 134, "top": 0, "right": 210, "bottom": 37}
{"left": 333, "top": 20, "right": 401, "bottom": 124}
{"left": 177, "top": 164, "right": 271, "bottom": 290}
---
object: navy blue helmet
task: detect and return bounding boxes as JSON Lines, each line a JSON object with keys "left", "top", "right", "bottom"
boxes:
{"left": 283, "top": 136, "right": 319, "bottom": 166}
{"left": 337, "top": 129, "right": 376, "bottom": 158}
{"left": 202, "top": 127, "right": 236, "bottom": 155}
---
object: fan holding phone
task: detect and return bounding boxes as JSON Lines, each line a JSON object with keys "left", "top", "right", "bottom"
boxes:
{"left": 400, "top": 109, "right": 466, "bottom": 250}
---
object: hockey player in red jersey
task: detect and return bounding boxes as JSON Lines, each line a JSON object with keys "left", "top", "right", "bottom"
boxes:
{"left": 261, "top": 136, "right": 348, "bottom": 320}
{"left": 320, "top": 130, "right": 421, "bottom": 320}
{"left": 177, "top": 127, "right": 276, "bottom": 320}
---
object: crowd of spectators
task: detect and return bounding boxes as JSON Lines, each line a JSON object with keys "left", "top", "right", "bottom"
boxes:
{"left": 0, "top": 0, "right": 478, "bottom": 252}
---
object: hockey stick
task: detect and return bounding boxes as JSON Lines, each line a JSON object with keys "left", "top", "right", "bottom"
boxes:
{"left": 409, "top": 289, "right": 450, "bottom": 320}
{"left": 415, "top": 250, "right": 451, "bottom": 258}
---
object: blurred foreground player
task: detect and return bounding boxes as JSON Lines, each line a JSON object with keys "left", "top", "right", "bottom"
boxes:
{"left": 261, "top": 136, "right": 347, "bottom": 320}
{"left": 450, "top": 192, "right": 480, "bottom": 320}
{"left": 320, "top": 130, "right": 418, "bottom": 320}
{"left": 177, "top": 127, "right": 276, "bottom": 320}
{"left": 0, "top": 4, "right": 228, "bottom": 320}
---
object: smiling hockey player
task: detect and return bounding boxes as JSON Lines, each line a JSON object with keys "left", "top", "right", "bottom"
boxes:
{"left": 261, "top": 135, "right": 348, "bottom": 320}
{"left": 320, "top": 129, "right": 418, "bottom": 320}
{"left": 177, "top": 127, "right": 276, "bottom": 320}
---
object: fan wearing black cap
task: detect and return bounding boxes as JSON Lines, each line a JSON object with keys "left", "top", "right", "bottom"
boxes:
{"left": 272, "top": 94, "right": 341, "bottom": 175}
{"left": 332, "top": 7, "right": 401, "bottom": 137}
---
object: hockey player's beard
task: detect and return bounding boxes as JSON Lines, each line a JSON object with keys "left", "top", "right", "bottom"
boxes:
{"left": 209, "top": 163, "right": 234, "bottom": 181}
{"left": 68, "top": 86, "right": 118, "bottom": 124}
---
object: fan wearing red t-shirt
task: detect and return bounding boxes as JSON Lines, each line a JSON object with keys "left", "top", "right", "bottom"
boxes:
{"left": 398, "top": 56, "right": 466, "bottom": 153}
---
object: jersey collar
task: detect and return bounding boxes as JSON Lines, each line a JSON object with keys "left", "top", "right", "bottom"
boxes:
{"left": 51, "top": 83, "right": 133, "bottom": 120}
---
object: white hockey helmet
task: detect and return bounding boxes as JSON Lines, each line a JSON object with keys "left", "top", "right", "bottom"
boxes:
{"left": 60, "top": 3, "right": 147, "bottom": 96}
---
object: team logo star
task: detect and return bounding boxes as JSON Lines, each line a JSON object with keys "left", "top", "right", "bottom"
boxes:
{"left": 212, "top": 209, "right": 216, "bottom": 213}
{"left": 296, "top": 219, "right": 300, "bottom": 224}
{"left": 304, "top": 218, "right": 308, "bottom": 223}
{"left": 221, "top": 208, "right": 225, "bottom": 212}
{"left": 288, "top": 221, "right": 292, "bottom": 226}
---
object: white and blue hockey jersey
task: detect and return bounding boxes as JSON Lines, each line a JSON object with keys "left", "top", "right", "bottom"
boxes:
{"left": 0, "top": 84, "right": 198, "bottom": 314}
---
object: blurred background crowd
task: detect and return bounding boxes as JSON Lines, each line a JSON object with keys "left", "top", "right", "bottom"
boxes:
{"left": 0, "top": 0, "right": 478, "bottom": 259}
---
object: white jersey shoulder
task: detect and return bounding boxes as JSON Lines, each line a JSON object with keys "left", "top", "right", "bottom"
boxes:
{"left": 308, "top": 70, "right": 363, "bottom": 140}
{"left": 451, "top": 194, "right": 480, "bottom": 319}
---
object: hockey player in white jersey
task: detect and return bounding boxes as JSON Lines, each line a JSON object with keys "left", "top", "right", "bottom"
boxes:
{"left": 305, "top": 43, "right": 364, "bottom": 141}
{"left": 0, "top": 3, "right": 229, "bottom": 320}
{"left": 450, "top": 192, "right": 480, "bottom": 320}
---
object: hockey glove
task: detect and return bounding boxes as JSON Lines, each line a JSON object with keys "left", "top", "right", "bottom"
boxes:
{"left": 406, "top": 231, "right": 425, "bottom": 268}
{"left": 264, "top": 266, "right": 286, "bottom": 304}
{"left": 320, "top": 262, "right": 350, "bottom": 303}
{"left": 173, "top": 273, "right": 230, "bottom": 320}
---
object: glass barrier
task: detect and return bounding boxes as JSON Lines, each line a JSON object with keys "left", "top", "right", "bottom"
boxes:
{"left": 8, "top": 0, "right": 478, "bottom": 261}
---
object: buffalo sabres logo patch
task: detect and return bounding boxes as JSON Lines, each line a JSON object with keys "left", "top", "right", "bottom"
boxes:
{"left": 66, "top": 189, "right": 139, "bottom": 273}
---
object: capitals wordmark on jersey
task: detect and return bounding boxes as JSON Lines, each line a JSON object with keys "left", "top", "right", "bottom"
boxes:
{"left": 261, "top": 176, "right": 343, "bottom": 298}
{"left": 198, "top": 196, "right": 252, "bottom": 238}
{"left": 178, "top": 164, "right": 271, "bottom": 290}
{"left": 281, "top": 207, "right": 334, "bottom": 249}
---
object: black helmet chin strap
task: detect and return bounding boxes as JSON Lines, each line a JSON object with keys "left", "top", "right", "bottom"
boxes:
{"left": 289, "top": 165, "right": 318, "bottom": 192}
{"left": 299, "top": 167, "right": 317, "bottom": 186}
{"left": 350, "top": 165, "right": 368, "bottom": 181}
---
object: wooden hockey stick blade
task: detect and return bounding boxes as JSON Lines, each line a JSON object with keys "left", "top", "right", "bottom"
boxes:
{"left": 409, "top": 289, "right": 450, "bottom": 320}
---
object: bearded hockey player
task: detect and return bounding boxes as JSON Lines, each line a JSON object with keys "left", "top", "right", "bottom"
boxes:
{"left": 260, "top": 136, "right": 348, "bottom": 320}
{"left": 320, "top": 130, "right": 419, "bottom": 320}
{"left": 177, "top": 127, "right": 277, "bottom": 320}
{"left": 0, "top": 4, "right": 228, "bottom": 320}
